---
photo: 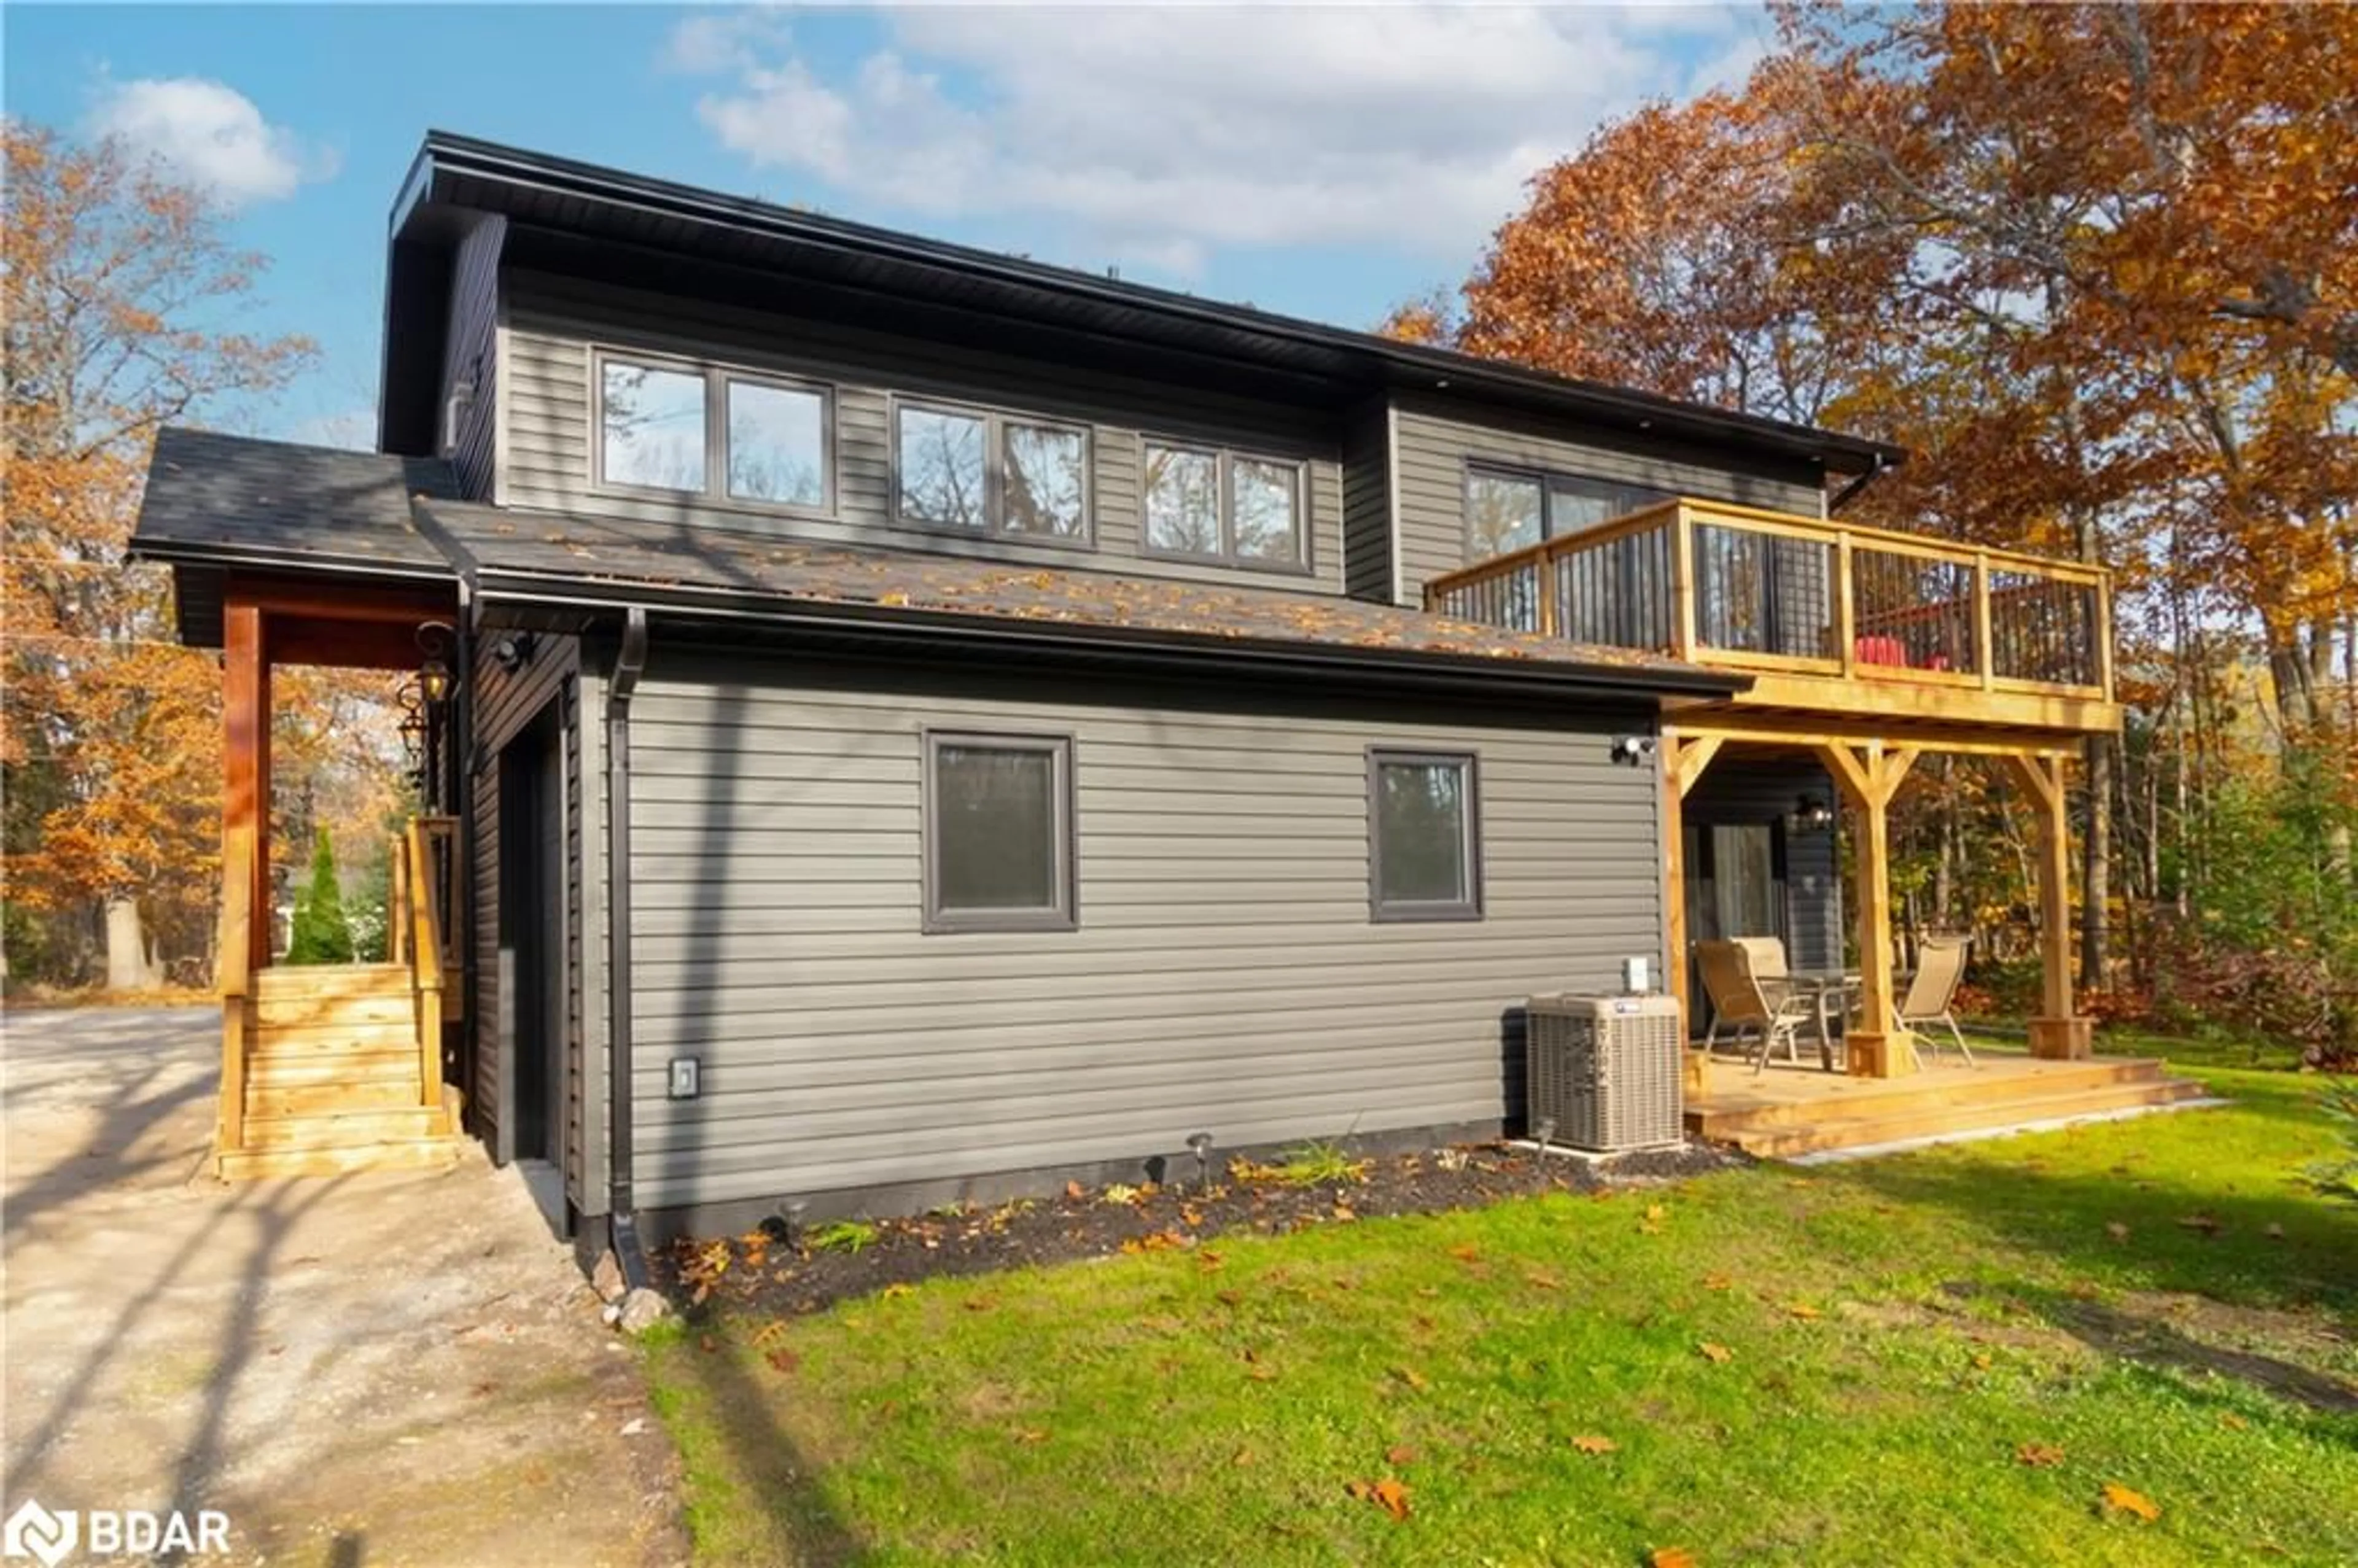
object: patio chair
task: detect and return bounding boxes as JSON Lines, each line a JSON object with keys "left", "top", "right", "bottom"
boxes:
{"left": 1894, "top": 934, "right": 1974, "bottom": 1065}
{"left": 1696, "top": 939, "right": 1817, "bottom": 1076}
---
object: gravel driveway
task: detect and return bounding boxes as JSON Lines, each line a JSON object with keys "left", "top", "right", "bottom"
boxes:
{"left": 1, "top": 1006, "right": 683, "bottom": 1566}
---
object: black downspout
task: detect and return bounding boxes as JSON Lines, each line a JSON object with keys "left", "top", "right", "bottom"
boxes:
{"left": 605, "top": 607, "right": 652, "bottom": 1289}
{"left": 453, "top": 583, "right": 477, "bottom": 1109}
{"left": 1827, "top": 453, "right": 1888, "bottom": 514}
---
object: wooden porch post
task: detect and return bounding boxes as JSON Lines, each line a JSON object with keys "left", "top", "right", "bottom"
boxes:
{"left": 224, "top": 600, "right": 271, "bottom": 971}
{"left": 1814, "top": 740, "right": 1918, "bottom": 1077}
{"left": 1663, "top": 732, "right": 1723, "bottom": 1100}
{"left": 2007, "top": 753, "right": 2095, "bottom": 1059}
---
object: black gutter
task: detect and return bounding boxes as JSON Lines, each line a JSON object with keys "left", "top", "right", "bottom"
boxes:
{"left": 604, "top": 607, "right": 652, "bottom": 1291}
{"left": 1827, "top": 452, "right": 1891, "bottom": 514}
{"left": 469, "top": 573, "right": 1750, "bottom": 704}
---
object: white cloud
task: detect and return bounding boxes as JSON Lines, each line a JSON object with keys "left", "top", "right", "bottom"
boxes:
{"left": 673, "top": 4, "right": 1764, "bottom": 278}
{"left": 85, "top": 77, "right": 335, "bottom": 207}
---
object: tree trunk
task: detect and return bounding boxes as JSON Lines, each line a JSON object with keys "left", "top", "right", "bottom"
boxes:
{"left": 103, "top": 897, "right": 160, "bottom": 991}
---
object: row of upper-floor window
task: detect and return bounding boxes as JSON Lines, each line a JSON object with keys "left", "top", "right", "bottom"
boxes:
{"left": 590, "top": 347, "right": 1718, "bottom": 578}
{"left": 594, "top": 350, "right": 1310, "bottom": 571}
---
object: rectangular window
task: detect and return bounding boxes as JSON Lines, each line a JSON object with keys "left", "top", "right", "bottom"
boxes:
{"left": 1464, "top": 464, "right": 1668, "bottom": 561}
{"left": 1144, "top": 444, "right": 1221, "bottom": 555}
{"left": 726, "top": 378, "right": 828, "bottom": 507}
{"left": 594, "top": 351, "right": 835, "bottom": 515}
{"left": 599, "top": 360, "right": 708, "bottom": 493}
{"left": 1231, "top": 458, "right": 1302, "bottom": 565}
{"left": 897, "top": 405, "right": 990, "bottom": 530}
{"left": 924, "top": 732, "right": 1076, "bottom": 933}
{"left": 894, "top": 402, "right": 1094, "bottom": 541}
{"left": 1143, "top": 441, "right": 1307, "bottom": 568}
{"left": 1368, "top": 749, "right": 1481, "bottom": 921}
{"left": 1003, "top": 421, "right": 1089, "bottom": 538}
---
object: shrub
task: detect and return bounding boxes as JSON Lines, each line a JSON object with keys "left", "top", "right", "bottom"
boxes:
{"left": 286, "top": 828, "right": 356, "bottom": 965}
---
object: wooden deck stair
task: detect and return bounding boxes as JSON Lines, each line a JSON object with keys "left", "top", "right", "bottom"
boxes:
{"left": 218, "top": 963, "right": 465, "bottom": 1179}
{"left": 1687, "top": 1055, "right": 2209, "bottom": 1160}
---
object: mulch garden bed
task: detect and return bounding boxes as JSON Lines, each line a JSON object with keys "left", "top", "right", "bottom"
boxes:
{"left": 660, "top": 1138, "right": 1744, "bottom": 1319}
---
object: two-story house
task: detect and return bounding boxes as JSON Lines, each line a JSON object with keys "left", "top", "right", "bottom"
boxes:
{"left": 133, "top": 133, "right": 2159, "bottom": 1271}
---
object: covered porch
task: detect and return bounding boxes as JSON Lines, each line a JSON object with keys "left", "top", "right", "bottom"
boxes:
{"left": 1425, "top": 496, "right": 2192, "bottom": 1152}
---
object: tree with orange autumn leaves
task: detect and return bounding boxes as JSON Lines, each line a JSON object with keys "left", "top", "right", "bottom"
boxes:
{"left": 4, "top": 123, "right": 405, "bottom": 988}
{"left": 1398, "top": 4, "right": 2356, "bottom": 1046}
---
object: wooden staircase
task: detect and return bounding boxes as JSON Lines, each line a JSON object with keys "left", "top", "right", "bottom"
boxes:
{"left": 1687, "top": 1055, "right": 2210, "bottom": 1160}
{"left": 214, "top": 818, "right": 469, "bottom": 1179}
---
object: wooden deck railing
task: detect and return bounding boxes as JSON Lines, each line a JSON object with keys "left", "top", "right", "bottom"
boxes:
{"left": 1425, "top": 497, "right": 2116, "bottom": 713}
{"left": 216, "top": 821, "right": 256, "bottom": 1152}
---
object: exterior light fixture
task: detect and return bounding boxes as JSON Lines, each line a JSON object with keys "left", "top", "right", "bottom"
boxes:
{"left": 1186, "top": 1131, "right": 1215, "bottom": 1191}
{"left": 1787, "top": 794, "right": 1837, "bottom": 836}
{"left": 416, "top": 621, "right": 459, "bottom": 705}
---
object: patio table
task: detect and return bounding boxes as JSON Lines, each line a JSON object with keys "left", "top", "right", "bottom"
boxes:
{"left": 1784, "top": 970, "right": 1861, "bottom": 1071}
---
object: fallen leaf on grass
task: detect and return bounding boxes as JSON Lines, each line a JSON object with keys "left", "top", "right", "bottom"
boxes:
{"left": 881, "top": 1283, "right": 914, "bottom": 1300}
{"left": 2220, "top": 1413, "right": 2249, "bottom": 1431}
{"left": 2017, "top": 1443, "right": 2064, "bottom": 1467}
{"left": 1232, "top": 1448, "right": 1254, "bottom": 1467}
{"left": 2105, "top": 1221, "right": 2130, "bottom": 1241}
{"left": 1011, "top": 1428, "right": 1049, "bottom": 1445}
{"left": 1198, "top": 1249, "right": 1224, "bottom": 1270}
{"left": 1352, "top": 1478, "right": 1409, "bottom": 1521}
{"left": 765, "top": 1348, "right": 800, "bottom": 1376}
{"left": 1786, "top": 1303, "right": 1822, "bottom": 1321}
{"left": 698, "top": 1335, "right": 718, "bottom": 1354}
{"left": 2101, "top": 1483, "right": 2161, "bottom": 1521}
{"left": 1216, "top": 1289, "right": 1244, "bottom": 1307}
{"left": 1447, "top": 1244, "right": 1482, "bottom": 1265}
{"left": 1333, "top": 1203, "right": 1358, "bottom": 1221}
{"left": 1570, "top": 1434, "right": 1619, "bottom": 1454}
{"left": 1392, "top": 1365, "right": 1431, "bottom": 1392}
{"left": 2264, "top": 1222, "right": 2286, "bottom": 1240}
{"left": 1524, "top": 1270, "right": 1563, "bottom": 1292}
{"left": 1702, "top": 1274, "right": 1733, "bottom": 1292}
{"left": 1651, "top": 1548, "right": 1698, "bottom": 1568}
{"left": 963, "top": 1295, "right": 998, "bottom": 1313}
{"left": 1385, "top": 1444, "right": 1417, "bottom": 1465}
{"left": 1971, "top": 1354, "right": 1994, "bottom": 1371}
{"left": 1698, "top": 1342, "right": 1735, "bottom": 1364}
{"left": 2176, "top": 1214, "right": 2222, "bottom": 1235}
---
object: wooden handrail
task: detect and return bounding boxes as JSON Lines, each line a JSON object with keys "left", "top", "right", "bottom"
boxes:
{"left": 405, "top": 817, "right": 448, "bottom": 1111}
{"left": 216, "top": 822, "right": 255, "bottom": 1153}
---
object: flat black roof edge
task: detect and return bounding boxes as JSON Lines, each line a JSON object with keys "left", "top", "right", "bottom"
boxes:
{"left": 404, "top": 130, "right": 1906, "bottom": 472}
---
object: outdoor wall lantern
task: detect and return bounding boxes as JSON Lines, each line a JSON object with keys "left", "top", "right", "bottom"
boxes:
{"left": 1786, "top": 794, "right": 1837, "bottom": 836}
{"left": 416, "top": 621, "right": 458, "bottom": 705}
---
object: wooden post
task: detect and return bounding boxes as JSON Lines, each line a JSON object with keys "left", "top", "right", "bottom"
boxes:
{"left": 1835, "top": 534, "right": 1857, "bottom": 676}
{"left": 1663, "top": 734, "right": 1724, "bottom": 1101}
{"left": 2006, "top": 753, "right": 2095, "bottom": 1059}
{"left": 1815, "top": 740, "right": 1918, "bottom": 1077}
{"left": 224, "top": 601, "right": 271, "bottom": 971}
{"left": 1974, "top": 551, "right": 1996, "bottom": 690}
{"left": 1669, "top": 505, "right": 1698, "bottom": 660}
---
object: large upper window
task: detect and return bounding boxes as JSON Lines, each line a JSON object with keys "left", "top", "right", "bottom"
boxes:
{"left": 597, "top": 352, "right": 830, "bottom": 512}
{"left": 1368, "top": 750, "right": 1482, "bottom": 922}
{"left": 1464, "top": 465, "right": 1667, "bottom": 561}
{"left": 924, "top": 732, "right": 1077, "bottom": 933}
{"left": 1143, "top": 442, "right": 1306, "bottom": 569}
{"left": 895, "top": 402, "right": 1091, "bottom": 541}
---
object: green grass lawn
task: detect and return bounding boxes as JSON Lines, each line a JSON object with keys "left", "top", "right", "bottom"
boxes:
{"left": 645, "top": 1057, "right": 2358, "bottom": 1566}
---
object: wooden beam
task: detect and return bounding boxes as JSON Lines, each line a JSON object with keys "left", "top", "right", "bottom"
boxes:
{"left": 1668, "top": 732, "right": 1724, "bottom": 798}
{"left": 224, "top": 572, "right": 459, "bottom": 624}
{"left": 1725, "top": 670, "right": 2121, "bottom": 734}
{"left": 223, "top": 602, "right": 271, "bottom": 971}
{"left": 1661, "top": 713, "right": 2084, "bottom": 759}
{"left": 1813, "top": 740, "right": 1874, "bottom": 810}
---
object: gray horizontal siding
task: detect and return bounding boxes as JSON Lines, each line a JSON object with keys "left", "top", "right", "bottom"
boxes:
{"left": 609, "top": 653, "right": 1662, "bottom": 1211}
{"left": 1340, "top": 400, "right": 1392, "bottom": 604}
{"left": 1391, "top": 392, "right": 1829, "bottom": 607}
{"left": 440, "top": 215, "right": 505, "bottom": 501}
{"left": 499, "top": 270, "right": 1348, "bottom": 594}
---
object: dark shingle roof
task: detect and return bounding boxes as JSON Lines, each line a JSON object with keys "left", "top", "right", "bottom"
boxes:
{"left": 134, "top": 427, "right": 459, "bottom": 573}
{"left": 419, "top": 502, "right": 1741, "bottom": 696}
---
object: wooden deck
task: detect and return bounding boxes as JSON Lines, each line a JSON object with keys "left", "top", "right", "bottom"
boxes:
{"left": 1687, "top": 1047, "right": 2208, "bottom": 1159}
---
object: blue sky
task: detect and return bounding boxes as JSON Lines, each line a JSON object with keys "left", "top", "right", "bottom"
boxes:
{"left": 6, "top": 3, "right": 1767, "bottom": 447}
